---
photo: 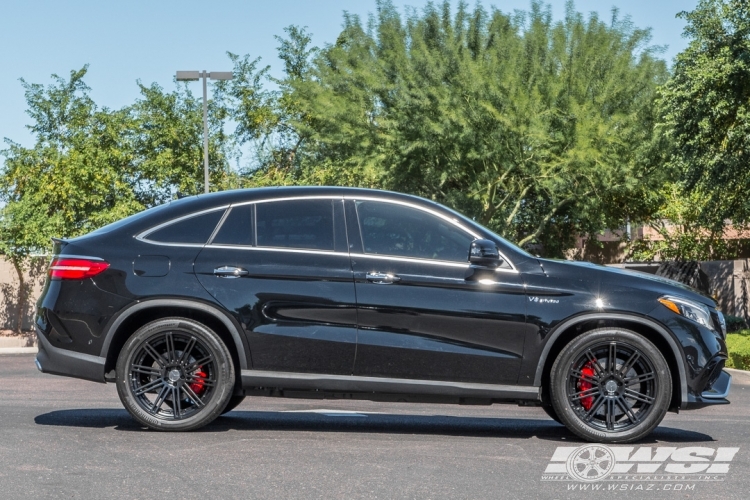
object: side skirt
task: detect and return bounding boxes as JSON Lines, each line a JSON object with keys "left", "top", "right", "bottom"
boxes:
{"left": 240, "top": 370, "right": 540, "bottom": 404}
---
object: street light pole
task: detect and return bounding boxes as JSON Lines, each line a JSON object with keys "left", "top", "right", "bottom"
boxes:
{"left": 176, "top": 70, "right": 234, "bottom": 194}
{"left": 202, "top": 71, "right": 209, "bottom": 194}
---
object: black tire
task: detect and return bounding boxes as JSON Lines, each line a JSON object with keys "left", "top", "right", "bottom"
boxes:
{"left": 550, "top": 327, "right": 671, "bottom": 443}
{"left": 116, "top": 317, "right": 235, "bottom": 431}
{"left": 542, "top": 404, "right": 563, "bottom": 424}
{"left": 221, "top": 395, "right": 246, "bottom": 415}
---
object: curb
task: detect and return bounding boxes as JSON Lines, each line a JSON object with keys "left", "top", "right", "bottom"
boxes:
{"left": 725, "top": 367, "right": 750, "bottom": 378}
{"left": 0, "top": 347, "right": 38, "bottom": 354}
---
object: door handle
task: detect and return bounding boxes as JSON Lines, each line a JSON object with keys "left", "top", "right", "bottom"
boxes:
{"left": 366, "top": 272, "right": 401, "bottom": 284}
{"left": 214, "top": 266, "right": 249, "bottom": 278}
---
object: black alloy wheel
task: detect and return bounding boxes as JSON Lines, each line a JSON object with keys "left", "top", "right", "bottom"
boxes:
{"left": 116, "top": 317, "right": 235, "bottom": 431}
{"left": 550, "top": 328, "right": 671, "bottom": 443}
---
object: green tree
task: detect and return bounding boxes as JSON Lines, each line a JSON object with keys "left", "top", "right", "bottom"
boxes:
{"left": 0, "top": 67, "right": 141, "bottom": 331}
{"left": 0, "top": 67, "right": 236, "bottom": 330}
{"left": 212, "top": 52, "right": 282, "bottom": 177}
{"left": 245, "top": 1, "right": 669, "bottom": 255}
{"left": 129, "top": 80, "right": 238, "bottom": 202}
{"left": 212, "top": 26, "right": 319, "bottom": 180}
{"left": 658, "top": 0, "right": 750, "bottom": 233}
{"left": 1, "top": 66, "right": 238, "bottom": 243}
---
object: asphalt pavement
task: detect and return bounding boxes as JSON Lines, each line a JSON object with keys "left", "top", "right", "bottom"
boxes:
{"left": 1, "top": 353, "right": 749, "bottom": 499}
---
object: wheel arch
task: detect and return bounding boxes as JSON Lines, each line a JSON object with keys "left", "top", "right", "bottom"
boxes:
{"left": 100, "top": 299, "right": 250, "bottom": 382}
{"left": 534, "top": 313, "right": 687, "bottom": 410}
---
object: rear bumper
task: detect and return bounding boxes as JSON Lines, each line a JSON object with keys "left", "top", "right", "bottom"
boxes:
{"left": 35, "top": 327, "right": 106, "bottom": 383}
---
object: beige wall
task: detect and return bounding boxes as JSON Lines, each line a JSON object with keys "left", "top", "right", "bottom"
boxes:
{"left": 701, "top": 259, "right": 750, "bottom": 320}
{"left": 0, "top": 256, "right": 48, "bottom": 331}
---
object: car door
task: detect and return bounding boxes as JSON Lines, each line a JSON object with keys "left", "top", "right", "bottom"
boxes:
{"left": 194, "top": 197, "right": 357, "bottom": 375}
{"left": 347, "top": 198, "right": 527, "bottom": 385}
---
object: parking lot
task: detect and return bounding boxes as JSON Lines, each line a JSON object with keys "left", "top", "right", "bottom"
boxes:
{"left": 1, "top": 353, "right": 748, "bottom": 499}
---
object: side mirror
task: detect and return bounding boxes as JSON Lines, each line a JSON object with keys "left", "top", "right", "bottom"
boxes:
{"left": 469, "top": 239, "right": 502, "bottom": 268}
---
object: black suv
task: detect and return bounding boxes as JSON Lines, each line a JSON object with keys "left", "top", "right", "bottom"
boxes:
{"left": 35, "top": 187, "right": 730, "bottom": 442}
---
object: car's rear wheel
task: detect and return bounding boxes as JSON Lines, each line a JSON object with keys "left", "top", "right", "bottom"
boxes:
{"left": 550, "top": 328, "right": 671, "bottom": 443}
{"left": 116, "top": 317, "right": 235, "bottom": 431}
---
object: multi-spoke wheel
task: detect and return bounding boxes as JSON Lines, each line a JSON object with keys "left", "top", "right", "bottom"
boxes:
{"left": 550, "top": 328, "right": 671, "bottom": 443}
{"left": 116, "top": 317, "right": 235, "bottom": 431}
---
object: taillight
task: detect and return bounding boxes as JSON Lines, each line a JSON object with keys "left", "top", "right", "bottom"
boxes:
{"left": 49, "top": 258, "right": 110, "bottom": 280}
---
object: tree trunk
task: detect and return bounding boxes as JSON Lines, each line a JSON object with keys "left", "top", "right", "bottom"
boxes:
{"left": 12, "top": 259, "right": 26, "bottom": 334}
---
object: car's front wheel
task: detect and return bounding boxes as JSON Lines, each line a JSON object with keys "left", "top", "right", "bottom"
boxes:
{"left": 550, "top": 328, "right": 672, "bottom": 443}
{"left": 116, "top": 317, "right": 235, "bottom": 431}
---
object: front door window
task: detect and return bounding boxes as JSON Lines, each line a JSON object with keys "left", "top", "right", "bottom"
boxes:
{"left": 356, "top": 200, "right": 473, "bottom": 262}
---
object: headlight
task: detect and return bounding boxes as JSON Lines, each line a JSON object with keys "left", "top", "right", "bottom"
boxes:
{"left": 658, "top": 295, "right": 715, "bottom": 331}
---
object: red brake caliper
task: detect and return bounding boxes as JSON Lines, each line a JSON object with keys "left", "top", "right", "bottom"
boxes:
{"left": 189, "top": 367, "right": 207, "bottom": 396}
{"left": 578, "top": 361, "right": 596, "bottom": 411}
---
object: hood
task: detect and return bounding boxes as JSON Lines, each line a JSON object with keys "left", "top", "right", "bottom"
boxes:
{"left": 537, "top": 259, "right": 716, "bottom": 308}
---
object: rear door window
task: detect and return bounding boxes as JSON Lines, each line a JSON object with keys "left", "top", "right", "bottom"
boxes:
{"left": 256, "top": 199, "right": 334, "bottom": 251}
{"left": 211, "top": 205, "right": 254, "bottom": 246}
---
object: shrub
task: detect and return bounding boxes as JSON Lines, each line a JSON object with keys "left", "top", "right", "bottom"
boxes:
{"left": 725, "top": 315, "right": 748, "bottom": 333}
{"left": 725, "top": 330, "right": 750, "bottom": 370}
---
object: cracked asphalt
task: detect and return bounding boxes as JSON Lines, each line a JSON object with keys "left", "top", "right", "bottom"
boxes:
{"left": 1, "top": 353, "right": 749, "bottom": 499}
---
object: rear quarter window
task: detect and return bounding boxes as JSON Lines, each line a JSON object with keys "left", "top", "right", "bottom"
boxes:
{"left": 144, "top": 209, "right": 225, "bottom": 244}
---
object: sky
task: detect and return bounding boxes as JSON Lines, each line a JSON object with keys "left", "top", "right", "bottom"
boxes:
{"left": 0, "top": 0, "right": 697, "bottom": 150}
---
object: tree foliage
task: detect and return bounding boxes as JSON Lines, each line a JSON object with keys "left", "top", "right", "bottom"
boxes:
{"left": 0, "top": 67, "right": 142, "bottom": 254}
{"left": 0, "top": 67, "right": 237, "bottom": 254}
{"left": 243, "top": 1, "right": 669, "bottom": 256}
{"left": 658, "top": 0, "right": 750, "bottom": 232}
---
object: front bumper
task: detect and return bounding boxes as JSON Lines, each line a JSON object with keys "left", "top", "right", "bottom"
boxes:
{"left": 684, "top": 369, "right": 731, "bottom": 409}
{"left": 35, "top": 327, "right": 106, "bottom": 383}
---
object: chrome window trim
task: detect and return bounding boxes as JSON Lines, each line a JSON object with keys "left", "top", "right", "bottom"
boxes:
{"left": 135, "top": 205, "right": 229, "bottom": 245}
{"left": 350, "top": 252, "right": 519, "bottom": 273}
{"left": 347, "top": 195, "right": 480, "bottom": 237}
{"left": 231, "top": 195, "right": 343, "bottom": 207}
{"left": 145, "top": 196, "right": 342, "bottom": 251}
{"left": 133, "top": 241, "right": 207, "bottom": 248}
{"left": 347, "top": 196, "right": 517, "bottom": 271}
{"left": 134, "top": 194, "right": 518, "bottom": 273}
{"left": 203, "top": 244, "right": 347, "bottom": 256}
{"left": 193, "top": 245, "right": 518, "bottom": 273}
